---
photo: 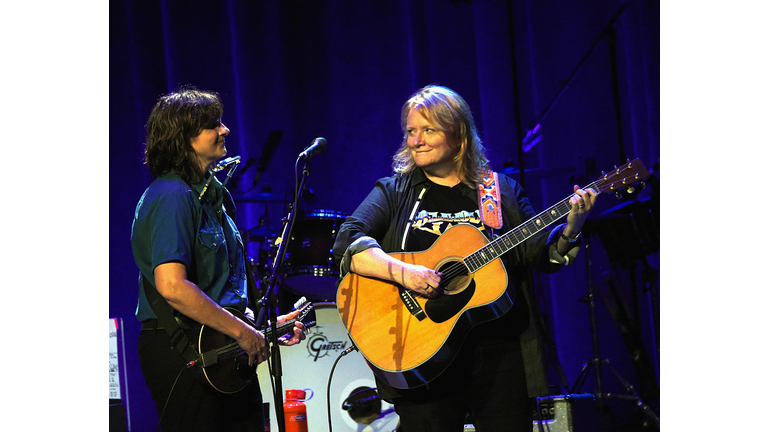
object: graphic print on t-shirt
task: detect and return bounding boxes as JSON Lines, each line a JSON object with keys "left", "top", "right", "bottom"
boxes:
{"left": 405, "top": 182, "right": 486, "bottom": 252}
{"left": 411, "top": 209, "right": 483, "bottom": 237}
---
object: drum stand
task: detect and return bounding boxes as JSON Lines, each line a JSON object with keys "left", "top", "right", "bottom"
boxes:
{"left": 254, "top": 153, "right": 317, "bottom": 432}
{"left": 569, "top": 232, "right": 659, "bottom": 429}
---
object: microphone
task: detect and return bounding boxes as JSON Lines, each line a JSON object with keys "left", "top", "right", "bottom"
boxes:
{"left": 298, "top": 137, "right": 327, "bottom": 159}
{"left": 213, "top": 156, "right": 241, "bottom": 172}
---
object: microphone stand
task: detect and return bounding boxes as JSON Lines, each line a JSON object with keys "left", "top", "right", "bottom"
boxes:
{"left": 253, "top": 154, "right": 314, "bottom": 432}
{"left": 569, "top": 230, "right": 660, "bottom": 429}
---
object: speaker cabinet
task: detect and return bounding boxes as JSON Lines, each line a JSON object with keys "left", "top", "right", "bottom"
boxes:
{"left": 532, "top": 394, "right": 598, "bottom": 432}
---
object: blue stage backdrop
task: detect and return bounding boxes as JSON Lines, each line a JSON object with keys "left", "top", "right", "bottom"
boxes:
{"left": 110, "top": 1, "right": 659, "bottom": 430}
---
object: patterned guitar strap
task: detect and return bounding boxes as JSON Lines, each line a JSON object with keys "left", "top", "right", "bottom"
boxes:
{"left": 477, "top": 171, "right": 504, "bottom": 230}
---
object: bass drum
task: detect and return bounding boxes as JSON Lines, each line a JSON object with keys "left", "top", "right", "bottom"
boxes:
{"left": 256, "top": 303, "right": 399, "bottom": 432}
{"left": 283, "top": 210, "right": 348, "bottom": 301}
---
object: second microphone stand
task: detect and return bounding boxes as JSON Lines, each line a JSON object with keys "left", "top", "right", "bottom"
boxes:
{"left": 569, "top": 231, "right": 659, "bottom": 429}
{"left": 253, "top": 153, "right": 315, "bottom": 432}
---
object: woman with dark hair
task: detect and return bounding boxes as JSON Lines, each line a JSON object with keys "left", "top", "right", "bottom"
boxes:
{"left": 132, "top": 87, "right": 305, "bottom": 432}
{"left": 333, "top": 85, "right": 597, "bottom": 431}
{"left": 144, "top": 88, "right": 226, "bottom": 184}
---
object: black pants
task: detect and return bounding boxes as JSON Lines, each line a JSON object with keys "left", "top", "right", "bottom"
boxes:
{"left": 138, "top": 329, "right": 265, "bottom": 432}
{"left": 392, "top": 335, "right": 533, "bottom": 432}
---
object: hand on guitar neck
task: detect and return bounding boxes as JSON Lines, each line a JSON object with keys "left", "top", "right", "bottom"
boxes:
{"left": 557, "top": 184, "right": 599, "bottom": 255}
{"left": 232, "top": 302, "right": 309, "bottom": 367}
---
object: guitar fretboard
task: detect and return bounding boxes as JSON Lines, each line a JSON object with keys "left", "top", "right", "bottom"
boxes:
{"left": 463, "top": 159, "right": 647, "bottom": 272}
{"left": 465, "top": 180, "right": 603, "bottom": 272}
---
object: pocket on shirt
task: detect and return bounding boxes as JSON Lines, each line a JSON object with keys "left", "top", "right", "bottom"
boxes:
{"left": 199, "top": 227, "right": 226, "bottom": 249}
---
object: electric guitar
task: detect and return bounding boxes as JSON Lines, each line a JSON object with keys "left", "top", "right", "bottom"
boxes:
{"left": 336, "top": 159, "right": 650, "bottom": 389}
{"left": 197, "top": 300, "right": 316, "bottom": 394}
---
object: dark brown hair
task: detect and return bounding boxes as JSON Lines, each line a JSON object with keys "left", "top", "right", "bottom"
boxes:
{"left": 144, "top": 86, "right": 223, "bottom": 184}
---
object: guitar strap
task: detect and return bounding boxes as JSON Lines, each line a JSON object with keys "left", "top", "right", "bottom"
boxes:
{"left": 142, "top": 275, "right": 200, "bottom": 364}
{"left": 477, "top": 171, "right": 503, "bottom": 229}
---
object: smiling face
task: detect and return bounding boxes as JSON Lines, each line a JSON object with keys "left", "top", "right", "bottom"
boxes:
{"left": 405, "top": 108, "right": 460, "bottom": 180}
{"left": 191, "top": 122, "right": 230, "bottom": 171}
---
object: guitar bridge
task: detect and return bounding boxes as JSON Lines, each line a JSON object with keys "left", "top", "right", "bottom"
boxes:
{"left": 399, "top": 289, "right": 427, "bottom": 321}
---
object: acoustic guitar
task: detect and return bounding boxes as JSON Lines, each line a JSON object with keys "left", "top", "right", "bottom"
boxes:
{"left": 336, "top": 159, "right": 649, "bottom": 389}
{"left": 197, "top": 301, "right": 316, "bottom": 394}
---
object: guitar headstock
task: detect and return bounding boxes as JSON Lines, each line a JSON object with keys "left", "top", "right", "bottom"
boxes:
{"left": 294, "top": 301, "right": 317, "bottom": 333}
{"left": 295, "top": 302, "right": 314, "bottom": 321}
{"left": 594, "top": 159, "right": 650, "bottom": 195}
{"left": 293, "top": 296, "right": 309, "bottom": 310}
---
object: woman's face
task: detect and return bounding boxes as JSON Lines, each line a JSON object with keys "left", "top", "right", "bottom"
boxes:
{"left": 191, "top": 122, "right": 230, "bottom": 170}
{"left": 405, "top": 108, "right": 459, "bottom": 176}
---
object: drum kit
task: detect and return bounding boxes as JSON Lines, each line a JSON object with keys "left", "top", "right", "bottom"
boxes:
{"left": 239, "top": 201, "right": 400, "bottom": 432}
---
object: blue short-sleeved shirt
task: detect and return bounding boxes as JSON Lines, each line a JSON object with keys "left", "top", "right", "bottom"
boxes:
{"left": 131, "top": 171, "right": 248, "bottom": 321}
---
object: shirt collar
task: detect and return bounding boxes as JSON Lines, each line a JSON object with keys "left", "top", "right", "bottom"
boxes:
{"left": 411, "top": 167, "right": 476, "bottom": 198}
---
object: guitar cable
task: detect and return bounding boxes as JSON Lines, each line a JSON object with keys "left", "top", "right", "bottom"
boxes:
{"left": 155, "top": 363, "right": 192, "bottom": 432}
{"left": 326, "top": 342, "right": 359, "bottom": 432}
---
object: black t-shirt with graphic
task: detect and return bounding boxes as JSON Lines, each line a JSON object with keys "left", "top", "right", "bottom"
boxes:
{"left": 406, "top": 180, "right": 485, "bottom": 253}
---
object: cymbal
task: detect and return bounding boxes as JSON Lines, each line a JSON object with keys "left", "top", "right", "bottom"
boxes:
{"left": 246, "top": 225, "right": 273, "bottom": 235}
{"left": 242, "top": 225, "right": 275, "bottom": 242}
{"left": 233, "top": 192, "right": 286, "bottom": 203}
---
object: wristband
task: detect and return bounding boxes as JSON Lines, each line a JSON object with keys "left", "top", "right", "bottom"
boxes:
{"left": 561, "top": 231, "right": 582, "bottom": 243}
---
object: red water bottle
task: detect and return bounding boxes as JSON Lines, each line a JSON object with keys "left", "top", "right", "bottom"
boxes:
{"left": 284, "top": 389, "right": 309, "bottom": 432}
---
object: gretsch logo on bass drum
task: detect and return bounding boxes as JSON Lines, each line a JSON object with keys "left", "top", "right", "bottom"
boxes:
{"left": 306, "top": 327, "right": 347, "bottom": 361}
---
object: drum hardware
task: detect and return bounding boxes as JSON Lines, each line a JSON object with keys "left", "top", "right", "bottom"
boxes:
{"left": 243, "top": 225, "right": 272, "bottom": 243}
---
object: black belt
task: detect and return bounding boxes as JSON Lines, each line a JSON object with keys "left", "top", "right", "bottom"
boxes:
{"left": 141, "top": 314, "right": 198, "bottom": 332}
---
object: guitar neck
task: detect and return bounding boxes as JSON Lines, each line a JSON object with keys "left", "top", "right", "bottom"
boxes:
{"left": 465, "top": 189, "right": 587, "bottom": 272}
{"left": 263, "top": 319, "right": 296, "bottom": 340}
{"left": 465, "top": 159, "right": 647, "bottom": 272}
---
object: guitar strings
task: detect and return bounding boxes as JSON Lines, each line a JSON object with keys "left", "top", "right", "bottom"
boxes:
{"left": 205, "top": 318, "right": 300, "bottom": 360}
{"left": 417, "top": 162, "right": 642, "bottom": 287}
{"left": 434, "top": 179, "right": 605, "bottom": 289}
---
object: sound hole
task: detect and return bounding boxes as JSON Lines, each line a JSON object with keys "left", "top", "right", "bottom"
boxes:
{"left": 437, "top": 259, "right": 470, "bottom": 294}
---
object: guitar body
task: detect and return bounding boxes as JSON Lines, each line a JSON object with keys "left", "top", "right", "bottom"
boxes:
{"left": 198, "top": 307, "right": 257, "bottom": 394}
{"left": 197, "top": 303, "right": 316, "bottom": 394}
{"left": 336, "top": 224, "right": 511, "bottom": 389}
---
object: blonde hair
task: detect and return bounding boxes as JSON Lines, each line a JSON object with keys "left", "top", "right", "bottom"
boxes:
{"left": 392, "top": 85, "right": 490, "bottom": 186}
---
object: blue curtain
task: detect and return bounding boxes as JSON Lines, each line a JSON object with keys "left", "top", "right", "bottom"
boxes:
{"left": 110, "top": 0, "right": 659, "bottom": 429}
